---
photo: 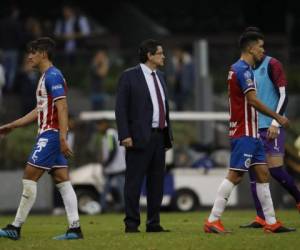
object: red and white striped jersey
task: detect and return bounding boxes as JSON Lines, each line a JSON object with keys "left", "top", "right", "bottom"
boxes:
{"left": 228, "top": 59, "right": 258, "bottom": 138}
{"left": 36, "top": 66, "right": 67, "bottom": 134}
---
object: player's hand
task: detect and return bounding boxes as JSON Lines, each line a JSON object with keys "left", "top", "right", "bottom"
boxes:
{"left": 121, "top": 137, "right": 133, "bottom": 148}
{"left": 276, "top": 115, "right": 289, "bottom": 128}
{"left": 267, "top": 125, "right": 279, "bottom": 140}
{"left": 0, "top": 123, "right": 14, "bottom": 137}
{"left": 60, "top": 138, "right": 73, "bottom": 158}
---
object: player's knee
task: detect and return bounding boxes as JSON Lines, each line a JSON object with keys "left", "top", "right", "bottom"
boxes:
{"left": 232, "top": 176, "right": 243, "bottom": 185}
{"left": 51, "top": 168, "right": 69, "bottom": 183}
{"left": 256, "top": 168, "right": 270, "bottom": 183}
{"left": 53, "top": 176, "right": 69, "bottom": 184}
{"left": 227, "top": 170, "right": 243, "bottom": 185}
{"left": 23, "top": 165, "right": 44, "bottom": 181}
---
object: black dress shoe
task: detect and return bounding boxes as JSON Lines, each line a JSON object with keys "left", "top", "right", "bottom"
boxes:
{"left": 146, "top": 225, "right": 170, "bottom": 233}
{"left": 125, "top": 227, "right": 140, "bottom": 233}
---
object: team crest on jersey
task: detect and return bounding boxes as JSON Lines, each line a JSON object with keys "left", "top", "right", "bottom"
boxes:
{"left": 246, "top": 79, "right": 253, "bottom": 86}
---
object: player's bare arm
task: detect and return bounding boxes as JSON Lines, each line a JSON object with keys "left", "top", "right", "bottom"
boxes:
{"left": 246, "top": 90, "right": 289, "bottom": 128}
{"left": 0, "top": 108, "right": 38, "bottom": 136}
{"left": 55, "top": 98, "right": 73, "bottom": 158}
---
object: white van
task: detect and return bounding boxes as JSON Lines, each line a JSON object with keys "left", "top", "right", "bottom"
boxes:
{"left": 70, "top": 163, "right": 237, "bottom": 213}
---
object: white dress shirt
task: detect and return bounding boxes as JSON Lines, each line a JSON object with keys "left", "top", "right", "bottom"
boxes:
{"left": 140, "top": 63, "right": 167, "bottom": 128}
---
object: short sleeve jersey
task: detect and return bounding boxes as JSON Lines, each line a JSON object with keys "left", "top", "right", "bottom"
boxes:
{"left": 228, "top": 59, "right": 258, "bottom": 138}
{"left": 36, "top": 66, "right": 67, "bottom": 134}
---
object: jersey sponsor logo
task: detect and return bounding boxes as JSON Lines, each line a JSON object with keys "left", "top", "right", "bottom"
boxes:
{"left": 229, "top": 121, "right": 237, "bottom": 136}
{"left": 229, "top": 128, "right": 237, "bottom": 136}
{"left": 52, "top": 84, "right": 63, "bottom": 90}
{"left": 32, "top": 138, "right": 48, "bottom": 162}
{"left": 229, "top": 121, "right": 237, "bottom": 128}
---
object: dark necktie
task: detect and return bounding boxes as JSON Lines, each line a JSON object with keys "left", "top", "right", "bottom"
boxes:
{"left": 151, "top": 72, "right": 165, "bottom": 129}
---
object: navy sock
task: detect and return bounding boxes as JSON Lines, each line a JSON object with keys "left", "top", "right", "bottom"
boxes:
{"left": 248, "top": 168, "right": 265, "bottom": 219}
{"left": 269, "top": 166, "right": 300, "bottom": 203}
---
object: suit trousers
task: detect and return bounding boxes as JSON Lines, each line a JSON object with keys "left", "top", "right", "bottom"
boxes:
{"left": 124, "top": 130, "right": 166, "bottom": 228}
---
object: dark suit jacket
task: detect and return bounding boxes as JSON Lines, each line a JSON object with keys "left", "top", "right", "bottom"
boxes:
{"left": 115, "top": 64, "right": 173, "bottom": 149}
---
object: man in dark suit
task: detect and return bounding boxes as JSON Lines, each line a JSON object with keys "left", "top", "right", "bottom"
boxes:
{"left": 115, "top": 39, "right": 173, "bottom": 233}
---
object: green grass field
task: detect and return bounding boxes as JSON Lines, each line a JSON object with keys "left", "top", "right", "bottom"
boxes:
{"left": 0, "top": 210, "right": 300, "bottom": 250}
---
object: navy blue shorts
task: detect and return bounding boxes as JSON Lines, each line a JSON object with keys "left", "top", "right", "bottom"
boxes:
{"left": 230, "top": 136, "right": 266, "bottom": 171}
{"left": 27, "top": 130, "right": 68, "bottom": 171}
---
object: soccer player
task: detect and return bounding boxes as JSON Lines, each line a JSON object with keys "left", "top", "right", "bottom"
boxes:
{"left": 204, "top": 28, "right": 295, "bottom": 233}
{"left": 240, "top": 28, "right": 300, "bottom": 229}
{"left": 0, "top": 37, "right": 83, "bottom": 240}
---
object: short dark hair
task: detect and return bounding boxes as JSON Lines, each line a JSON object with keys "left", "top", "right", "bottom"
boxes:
{"left": 239, "top": 27, "right": 264, "bottom": 51}
{"left": 27, "top": 37, "right": 56, "bottom": 61}
{"left": 138, "top": 39, "right": 162, "bottom": 63}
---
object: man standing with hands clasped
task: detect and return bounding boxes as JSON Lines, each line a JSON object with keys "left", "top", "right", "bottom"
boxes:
{"left": 115, "top": 39, "right": 173, "bottom": 233}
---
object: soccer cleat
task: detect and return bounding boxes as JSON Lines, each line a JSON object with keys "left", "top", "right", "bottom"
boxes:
{"left": 53, "top": 227, "right": 83, "bottom": 240}
{"left": 240, "top": 216, "right": 266, "bottom": 228}
{"left": 264, "top": 221, "right": 296, "bottom": 233}
{"left": 0, "top": 224, "right": 21, "bottom": 240}
{"left": 204, "top": 219, "right": 231, "bottom": 234}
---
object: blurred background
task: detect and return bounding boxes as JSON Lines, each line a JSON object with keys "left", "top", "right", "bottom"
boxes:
{"left": 0, "top": 0, "right": 300, "bottom": 215}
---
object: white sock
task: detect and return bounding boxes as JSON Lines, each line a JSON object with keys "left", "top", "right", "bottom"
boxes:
{"left": 12, "top": 179, "right": 37, "bottom": 227}
{"left": 208, "top": 179, "right": 235, "bottom": 222}
{"left": 256, "top": 183, "right": 276, "bottom": 225}
{"left": 56, "top": 181, "right": 80, "bottom": 228}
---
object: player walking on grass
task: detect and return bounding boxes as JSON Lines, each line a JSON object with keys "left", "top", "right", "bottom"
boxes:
{"left": 240, "top": 28, "right": 300, "bottom": 229}
{"left": 204, "top": 28, "right": 295, "bottom": 234}
{"left": 0, "top": 37, "right": 83, "bottom": 240}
